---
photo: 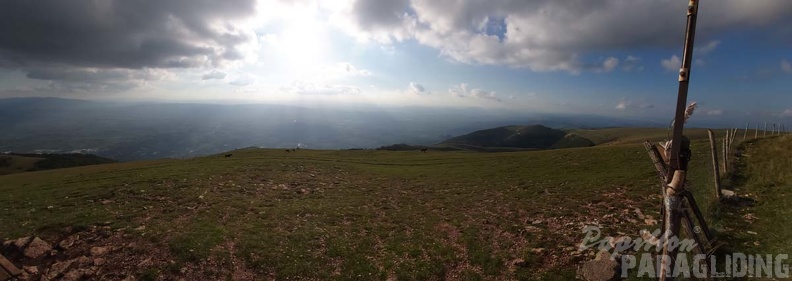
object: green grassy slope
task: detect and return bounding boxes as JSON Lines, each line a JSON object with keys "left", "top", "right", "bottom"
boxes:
{"left": 571, "top": 127, "right": 717, "bottom": 145}
{"left": 0, "top": 129, "right": 726, "bottom": 280}
{"left": 713, "top": 135, "right": 792, "bottom": 258}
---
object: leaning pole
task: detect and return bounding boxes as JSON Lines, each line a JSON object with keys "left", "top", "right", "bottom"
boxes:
{"left": 660, "top": 0, "right": 699, "bottom": 280}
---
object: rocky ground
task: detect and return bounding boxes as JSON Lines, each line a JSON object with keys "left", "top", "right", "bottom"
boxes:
{"left": 2, "top": 224, "right": 172, "bottom": 281}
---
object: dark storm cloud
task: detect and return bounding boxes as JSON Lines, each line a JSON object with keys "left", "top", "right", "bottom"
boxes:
{"left": 0, "top": 0, "right": 257, "bottom": 69}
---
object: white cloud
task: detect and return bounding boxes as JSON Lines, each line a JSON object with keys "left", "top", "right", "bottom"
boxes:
{"left": 590, "top": 57, "right": 619, "bottom": 73}
{"left": 661, "top": 55, "right": 681, "bottom": 72}
{"left": 706, "top": 109, "right": 723, "bottom": 116}
{"left": 334, "top": 63, "right": 372, "bottom": 76}
{"left": 228, "top": 73, "right": 257, "bottom": 86}
{"left": 695, "top": 40, "right": 720, "bottom": 54}
{"left": 622, "top": 55, "right": 643, "bottom": 72}
{"left": 282, "top": 81, "right": 362, "bottom": 95}
{"left": 407, "top": 82, "right": 429, "bottom": 95}
{"left": 615, "top": 99, "right": 653, "bottom": 110}
{"left": 332, "top": 0, "right": 792, "bottom": 73}
{"left": 782, "top": 60, "right": 792, "bottom": 73}
{"left": 202, "top": 70, "right": 227, "bottom": 80}
{"left": 449, "top": 83, "right": 500, "bottom": 101}
{"left": 616, "top": 100, "right": 629, "bottom": 110}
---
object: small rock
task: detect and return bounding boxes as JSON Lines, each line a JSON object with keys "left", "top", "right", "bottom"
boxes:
{"left": 511, "top": 258, "right": 527, "bottom": 267}
{"left": 58, "top": 235, "right": 80, "bottom": 250}
{"left": 101, "top": 200, "right": 113, "bottom": 205}
{"left": 530, "top": 248, "right": 545, "bottom": 254}
{"left": 23, "top": 265, "right": 39, "bottom": 275}
{"left": 45, "top": 259, "right": 76, "bottom": 280}
{"left": 721, "top": 189, "right": 736, "bottom": 198}
{"left": 747, "top": 231, "right": 758, "bottom": 235}
{"left": 62, "top": 267, "right": 96, "bottom": 281}
{"left": 524, "top": 226, "right": 541, "bottom": 232}
{"left": 531, "top": 220, "right": 543, "bottom": 225}
{"left": 23, "top": 237, "right": 52, "bottom": 259}
{"left": 578, "top": 250, "right": 620, "bottom": 281}
{"left": 93, "top": 258, "right": 106, "bottom": 266}
{"left": 11, "top": 236, "right": 31, "bottom": 248}
{"left": 90, "top": 246, "right": 110, "bottom": 256}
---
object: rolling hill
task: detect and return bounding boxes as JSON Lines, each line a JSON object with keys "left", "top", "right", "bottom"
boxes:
{"left": 439, "top": 124, "right": 594, "bottom": 150}
{"left": 0, "top": 153, "right": 116, "bottom": 175}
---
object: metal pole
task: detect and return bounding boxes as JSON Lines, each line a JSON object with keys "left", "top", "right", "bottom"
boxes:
{"left": 661, "top": 1, "right": 699, "bottom": 279}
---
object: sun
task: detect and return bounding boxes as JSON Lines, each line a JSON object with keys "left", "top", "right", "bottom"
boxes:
{"left": 254, "top": 1, "right": 333, "bottom": 71}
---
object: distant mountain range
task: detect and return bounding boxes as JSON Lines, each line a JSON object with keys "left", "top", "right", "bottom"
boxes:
{"left": 0, "top": 97, "right": 663, "bottom": 160}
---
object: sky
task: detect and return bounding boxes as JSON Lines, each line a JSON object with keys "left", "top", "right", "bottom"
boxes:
{"left": 0, "top": 0, "right": 791, "bottom": 123}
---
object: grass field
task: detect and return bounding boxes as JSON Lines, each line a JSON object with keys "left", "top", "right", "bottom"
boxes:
{"left": 0, "top": 129, "right": 781, "bottom": 280}
{"left": 712, "top": 135, "right": 792, "bottom": 259}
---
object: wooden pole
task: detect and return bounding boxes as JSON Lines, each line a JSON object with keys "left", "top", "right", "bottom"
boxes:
{"left": 723, "top": 132, "right": 729, "bottom": 174}
{"left": 755, "top": 123, "right": 759, "bottom": 139}
{"left": 707, "top": 130, "right": 722, "bottom": 198}
{"left": 731, "top": 128, "right": 737, "bottom": 147}
{"left": 764, "top": 122, "right": 768, "bottom": 137}
{"left": 743, "top": 123, "right": 748, "bottom": 141}
{"left": 659, "top": 1, "right": 699, "bottom": 279}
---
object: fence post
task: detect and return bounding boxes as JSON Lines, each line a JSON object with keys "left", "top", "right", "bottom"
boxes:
{"left": 708, "top": 129, "right": 722, "bottom": 198}
{"left": 764, "top": 122, "right": 768, "bottom": 137}
{"left": 723, "top": 131, "right": 729, "bottom": 174}
{"left": 743, "top": 123, "right": 748, "bottom": 141}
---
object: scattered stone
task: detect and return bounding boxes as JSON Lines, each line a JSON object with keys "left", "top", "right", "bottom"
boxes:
{"left": 90, "top": 246, "right": 110, "bottom": 257}
{"left": 45, "top": 259, "right": 76, "bottom": 280}
{"left": 633, "top": 208, "right": 645, "bottom": 219}
{"left": 524, "top": 226, "right": 541, "bottom": 232}
{"left": 23, "top": 265, "right": 38, "bottom": 275}
{"left": 511, "top": 258, "right": 527, "bottom": 267}
{"left": 58, "top": 235, "right": 80, "bottom": 250}
{"left": 23, "top": 237, "right": 52, "bottom": 259}
{"left": 62, "top": 267, "right": 96, "bottom": 281}
{"left": 747, "top": 231, "right": 758, "bottom": 235}
{"left": 531, "top": 219, "right": 543, "bottom": 225}
{"left": 530, "top": 248, "right": 545, "bottom": 254}
{"left": 100, "top": 200, "right": 113, "bottom": 205}
{"left": 578, "top": 250, "right": 620, "bottom": 281}
{"left": 644, "top": 218, "right": 658, "bottom": 225}
{"left": 721, "top": 189, "right": 736, "bottom": 198}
